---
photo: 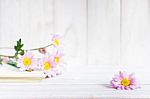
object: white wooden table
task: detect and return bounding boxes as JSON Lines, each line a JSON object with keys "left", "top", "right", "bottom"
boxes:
{"left": 0, "top": 65, "right": 150, "bottom": 99}
{"left": 0, "top": 78, "right": 150, "bottom": 99}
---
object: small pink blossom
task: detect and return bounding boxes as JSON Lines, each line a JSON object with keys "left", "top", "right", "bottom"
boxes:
{"left": 17, "top": 52, "right": 36, "bottom": 71}
{"left": 39, "top": 48, "right": 47, "bottom": 54}
{"left": 54, "top": 50, "right": 64, "bottom": 65}
{"left": 110, "top": 71, "right": 140, "bottom": 90}
{"left": 52, "top": 34, "right": 61, "bottom": 47}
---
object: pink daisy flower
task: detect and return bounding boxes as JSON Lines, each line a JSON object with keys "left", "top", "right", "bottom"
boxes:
{"left": 51, "top": 50, "right": 65, "bottom": 76}
{"left": 110, "top": 71, "right": 140, "bottom": 90}
{"left": 52, "top": 34, "right": 61, "bottom": 47}
{"left": 17, "top": 52, "right": 36, "bottom": 71}
{"left": 40, "top": 55, "right": 56, "bottom": 77}
{"left": 54, "top": 50, "right": 64, "bottom": 65}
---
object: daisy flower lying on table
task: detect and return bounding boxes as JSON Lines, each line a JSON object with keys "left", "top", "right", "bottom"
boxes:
{"left": 110, "top": 71, "right": 140, "bottom": 90}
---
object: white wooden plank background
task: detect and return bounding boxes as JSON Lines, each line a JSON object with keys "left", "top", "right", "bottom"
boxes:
{"left": 88, "top": 0, "right": 120, "bottom": 67}
{"left": 53, "top": 0, "right": 87, "bottom": 73}
{"left": 121, "top": 0, "right": 150, "bottom": 70}
{"left": 0, "top": 0, "right": 54, "bottom": 48}
{"left": 0, "top": 0, "right": 148, "bottom": 68}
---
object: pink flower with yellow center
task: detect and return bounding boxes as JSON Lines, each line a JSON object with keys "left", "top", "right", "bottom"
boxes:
{"left": 40, "top": 55, "right": 56, "bottom": 77}
{"left": 54, "top": 50, "right": 64, "bottom": 65}
{"left": 52, "top": 34, "right": 61, "bottom": 47}
{"left": 110, "top": 71, "right": 140, "bottom": 90}
{"left": 18, "top": 52, "right": 36, "bottom": 71}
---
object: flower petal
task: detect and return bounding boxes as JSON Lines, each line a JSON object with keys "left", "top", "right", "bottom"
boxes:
{"left": 119, "top": 71, "right": 127, "bottom": 79}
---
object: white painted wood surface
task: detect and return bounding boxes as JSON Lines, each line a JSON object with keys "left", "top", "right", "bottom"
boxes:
{"left": 121, "top": 0, "right": 150, "bottom": 70}
{"left": 53, "top": 0, "right": 87, "bottom": 72}
{"left": 0, "top": 83, "right": 149, "bottom": 99}
{"left": 0, "top": 0, "right": 54, "bottom": 48}
{"left": 88, "top": 0, "right": 120, "bottom": 67}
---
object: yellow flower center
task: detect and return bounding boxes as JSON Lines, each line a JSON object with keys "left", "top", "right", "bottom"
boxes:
{"left": 23, "top": 57, "right": 31, "bottom": 66}
{"left": 54, "top": 39, "right": 60, "bottom": 46}
{"left": 55, "top": 57, "right": 60, "bottom": 65}
{"left": 121, "top": 78, "right": 131, "bottom": 86}
{"left": 44, "top": 62, "right": 51, "bottom": 71}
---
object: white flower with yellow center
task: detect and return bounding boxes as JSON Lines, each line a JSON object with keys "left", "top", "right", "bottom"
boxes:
{"left": 18, "top": 52, "right": 36, "bottom": 71}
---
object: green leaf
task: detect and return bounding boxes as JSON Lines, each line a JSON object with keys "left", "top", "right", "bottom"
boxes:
{"left": 7, "top": 60, "right": 18, "bottom": 68}
{"left": 14, "top": 38, "right": 24, "bottom": 58}
{"left": 20, "top": 44, "right": 24, "bottom": 48}
{"left": 17, "top": 41, "right": 19, "bottom": 46}
{"left": 14, "top": 46, "right": 17, "bottom": 51}
{"left": 19, "top": 38, "right": 21, "bottom": 43}
{"left": 19, "top": 50, "right": 24, "bottom": 55}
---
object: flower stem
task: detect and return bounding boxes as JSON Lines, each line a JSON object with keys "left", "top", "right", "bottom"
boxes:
{"left": 0, "top": 55, "right": 15, "bottom": 58}
{"left": 25, "top": 44, "right": 53, "bottom": 51}
{"left": 0, "top": 44, "right": 53, "bottom": 58}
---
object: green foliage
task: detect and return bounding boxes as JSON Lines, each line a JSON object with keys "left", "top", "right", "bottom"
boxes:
{"left": 7, "top": 60, "right": 18, "bottom": 68}
{"left": 14, "top": 38, "right": 24, "bottom": 58}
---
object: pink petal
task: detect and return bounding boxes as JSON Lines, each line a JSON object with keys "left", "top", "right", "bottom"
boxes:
{"left": 119, "top": 71, "right": 127, "bottom": 79}
{"left": 125, "top": 86, "right": 130, "bottom": 90}
{"left": 129, "top": 73, "right": 135, "bottom": 80}
{"left": 130, "top": 79, "right": 137, "bottom": 85}
{"left": 111, "top": 80, "right": 121, "bottom": 88}
{"left": 112, "top": 74, "right": 122, "bottom": 81}
{"left": 120, "top": 86, "right": 125, "bottom": 90}
{"left": 129, "top": 85, "right": 136, "bottom": 89}
{"left": 116, "top": 85, "right": 122, "bottom": 90}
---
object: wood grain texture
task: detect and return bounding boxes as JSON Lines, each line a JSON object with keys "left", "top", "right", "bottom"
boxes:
{"left": 53, "top": 0, "right": 87, "bottom": 72}
{"left": 121, "top": 0, "right": 150, "bottom": 70}
{"left": 0, "top": 83, "right": 149, "bottom": 99}
{"left": 0, "top": 0, "right": 53, "bottom": 49}
{"left": 88, "top": 0, "right": 120, "bottom": 68}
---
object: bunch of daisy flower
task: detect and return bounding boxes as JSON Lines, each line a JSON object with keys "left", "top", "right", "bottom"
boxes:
{"left": 17, "top": 34, "right": 64, "bottom": 78}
